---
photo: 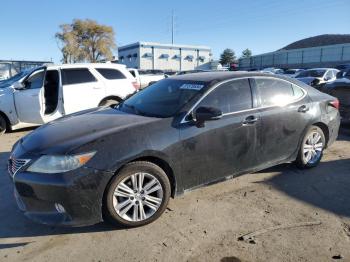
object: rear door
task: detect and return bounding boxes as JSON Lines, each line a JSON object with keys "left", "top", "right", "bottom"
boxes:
{"left": 61, "top": 68, "right": 105, "bottom": 114}
{"left": 94, "top": 67, "right": 135, "bottom": 98}
{"left": 14, "top": 68, "right": 46, "bottom": 124}
{"left": 252, "top": 77, "right": 312, "bottom": 167}
{"left": 179, "top": 78, "right": 260, "bottom": 189}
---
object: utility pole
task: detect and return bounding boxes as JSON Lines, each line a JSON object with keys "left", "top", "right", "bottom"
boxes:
{"left": 171, "top": 10, "right": 175, "bottom": 45}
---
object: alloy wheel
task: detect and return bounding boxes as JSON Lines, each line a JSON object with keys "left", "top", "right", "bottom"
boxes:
{"left": 303, "top": 131, "right": 323, "bottom": 164}
{"left": 113, "top": 172, "right": 163, "bottom": 222}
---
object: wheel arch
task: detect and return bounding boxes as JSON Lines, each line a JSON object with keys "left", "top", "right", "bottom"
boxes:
{"left": 0, "top": 110, "right": 11, "bottom": 132}
{"left": 105, "top": 155, "right": 177, "bottom": 199}
{"left": 312, "top": 122, "right": 330, "bottom": 147}
{"left": 98, "top": 96, "right": 123, "bottom": 106}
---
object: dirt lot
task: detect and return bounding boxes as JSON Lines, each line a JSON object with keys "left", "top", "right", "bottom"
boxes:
{"left": 0, "top": 127, "right": 350, "bottom": 262}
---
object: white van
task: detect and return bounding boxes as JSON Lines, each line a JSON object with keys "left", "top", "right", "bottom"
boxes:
{"left": 0, "top": 63, "right": 138, "bottom": 134}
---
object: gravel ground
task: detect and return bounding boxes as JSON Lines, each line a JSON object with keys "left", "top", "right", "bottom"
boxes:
{"left": 0, "top": 126, "right": 349, "bottom": 262}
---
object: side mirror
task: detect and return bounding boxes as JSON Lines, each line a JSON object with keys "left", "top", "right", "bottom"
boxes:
{"left": 12, "top": 81, "right": 25, "bottom": 90}
{"left": 194, "top": 106, "right": 222, "bottom": 127}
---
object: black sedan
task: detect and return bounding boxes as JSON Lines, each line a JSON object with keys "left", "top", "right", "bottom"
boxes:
{"left": 8, "top": 72, "right": 340, "bottom": 227}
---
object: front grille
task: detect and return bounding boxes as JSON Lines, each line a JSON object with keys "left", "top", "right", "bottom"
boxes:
{"left": 8, "top": 157, "right": 30, "bottom": 178}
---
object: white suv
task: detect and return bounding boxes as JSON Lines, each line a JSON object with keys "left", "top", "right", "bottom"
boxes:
{"left": 0, "top": 63, "right": 138, "bottom": 134}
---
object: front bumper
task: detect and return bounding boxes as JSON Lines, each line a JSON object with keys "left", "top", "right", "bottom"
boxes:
{"left": 10, "top": 167, "right": 113, "bottom": 227}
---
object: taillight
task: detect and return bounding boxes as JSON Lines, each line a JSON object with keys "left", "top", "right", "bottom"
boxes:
{"left": 132, "top": 81, "right": 140, "bottom": 91}
{"left": 329, "top": 99, "right": 340, "bottom": 109}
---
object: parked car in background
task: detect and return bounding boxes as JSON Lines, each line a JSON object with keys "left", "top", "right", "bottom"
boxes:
{"left": 335, "top": 64, "right": 350, "bottom": 71}
{"left": 176, "top": 69, "right": 210, "bottom": 75}
{"left": 295, "top": 68, "right": 339, "bottom": 89}
{"left": 283, "top": 69, "right": 304, "bottom": 78}
{"left": 0, "top": 63, "right": 137, "bottom": 134}
{"left": 323, "top": 69, "right": 350, "bottom": 122}
{"left": 8, "top": 72, "right": 340, "bottom": 227}
{"left": 128, "top": 68, "right": 165, "bottom": 89}
{"left": 261, "top": 67, "right": 284, "bottom": 74}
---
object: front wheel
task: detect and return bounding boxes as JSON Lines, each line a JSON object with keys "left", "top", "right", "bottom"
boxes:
{"left": 104, "top": 161, "right": 171, "bottom": 227}
{"left": 0, "top": 115, "right": 7, "bottom": 135}
{"left": 296, "top": 126, "right": 326, "bottom": 168}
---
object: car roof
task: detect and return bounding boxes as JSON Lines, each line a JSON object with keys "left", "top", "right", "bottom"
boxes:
{"left": 304, "top": 68, "right": 335, "bottom": 71}
{"left": 46, "top": 63, "right": 127, "bottom": 70}
{"left": 169, "top": 71, "right": 286, "bottom": 82}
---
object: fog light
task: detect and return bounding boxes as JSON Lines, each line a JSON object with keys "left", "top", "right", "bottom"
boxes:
{"left": 55, "top": 203, "right": 66, "bottom": 213}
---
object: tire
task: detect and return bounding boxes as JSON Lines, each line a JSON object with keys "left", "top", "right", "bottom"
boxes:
{"left": 104, "top": 161, "right": 171, "bottom": 227}
{"left": 296, "top": 126, "right": 326, "bottom": 169}
{"left": 0, "top": 115, "right": 7, "bottom": 135}
{"left": 99, "top": 99, "right": 120, "bottom": 107}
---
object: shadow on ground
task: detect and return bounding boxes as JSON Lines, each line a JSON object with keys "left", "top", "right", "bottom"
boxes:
{"left": 259, "top": 130, "right": 350, "bottom": 218}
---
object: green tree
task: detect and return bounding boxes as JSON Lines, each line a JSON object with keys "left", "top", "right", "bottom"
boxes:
{"left": 55, "top": 19, "right": 116, "bottom": 63}
{"left": 219, "top": 48, "right": 236, "bottom": 66}
{"left": 241, "top": 48, "right": 252, "bottom": 59}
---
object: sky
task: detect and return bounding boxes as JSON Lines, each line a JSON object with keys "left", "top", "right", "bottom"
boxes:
{"left": 1, "top": 0, "right": 349, "bottom": 63}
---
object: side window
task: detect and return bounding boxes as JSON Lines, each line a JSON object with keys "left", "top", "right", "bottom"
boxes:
{"left": 197, "top": 79, "right": 252, "bottom": 114}
{"left": 129, "top": 70, "right": 136, "bottom": 77}
{"left": 292, "top": 84, "right": 304, "bottom": 99}
{"left": 255, "top": 78, "right": 295, "bottom": 107}
{"left": 61, "top": 68, "right": 97, "bottom": 85}
{"left": 25, "top": 70, "right": 45, "bottom": 89}
{"left": 325, "top": 70, "right": 333, "bottom": 80}
{"left": 96, "top": 68, "right": 126, "bottom": 80}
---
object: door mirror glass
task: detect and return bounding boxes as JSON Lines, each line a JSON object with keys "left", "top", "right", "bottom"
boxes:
{"left": 195, "top": 106, "right": 222, "bottom": 126}
{"left": 13, "top": 81, "right": 25, "bottom": 90}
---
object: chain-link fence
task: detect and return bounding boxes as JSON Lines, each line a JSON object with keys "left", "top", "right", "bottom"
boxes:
{"left": 239, "top": 43, "right": 350, "bottom": 70}
{"left": 0, "top": 60, "right": 52, "bottom": 80}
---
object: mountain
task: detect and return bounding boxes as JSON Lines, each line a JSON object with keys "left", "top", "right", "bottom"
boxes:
{"left": 280, "top": 34, "right": 350, "bottom": 50}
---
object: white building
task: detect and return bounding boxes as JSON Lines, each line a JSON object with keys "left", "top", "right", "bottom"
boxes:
{"left": 118, "top": 42, "right": 212, "bottom": 71}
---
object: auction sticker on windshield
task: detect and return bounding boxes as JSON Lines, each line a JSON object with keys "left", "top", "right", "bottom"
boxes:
{"left": 179, "top": 84, "right": 204, "bottom": 90}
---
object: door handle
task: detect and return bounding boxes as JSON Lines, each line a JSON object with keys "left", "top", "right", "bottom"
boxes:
{"left": 242, "top": 115, "right": 259, "bottom": 125}
{"left": 298, "top": 105, "right": 309, "bottom": 113}
{"left": 31, "top": 94, "right": 38, "bottom": 97}
{"left": 93, "top": 86, "right": 101, "bottom": 89}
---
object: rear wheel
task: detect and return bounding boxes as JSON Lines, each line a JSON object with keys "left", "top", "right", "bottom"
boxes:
{"left": 0, "top": 115, "right": 7, "bottom": 135}
{"left": 104, "top": 161, "right": 171, "bottom": 227}
{"left": 296, "top": 126, "right": 325, "bottom": 168}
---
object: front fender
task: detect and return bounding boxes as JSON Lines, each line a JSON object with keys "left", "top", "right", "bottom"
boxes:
{"left": 0, "top": 87, "right": 18, "bottom": 127}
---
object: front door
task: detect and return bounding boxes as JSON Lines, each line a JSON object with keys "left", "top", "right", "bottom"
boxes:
{"left": 252, "top": 77, "right": 312, "bottom": 167}
{"left": 179, "top": 78, "right": 259, "bottom": 190}
{"left": 14, "top": 68, "right": 46, "bottom": 125}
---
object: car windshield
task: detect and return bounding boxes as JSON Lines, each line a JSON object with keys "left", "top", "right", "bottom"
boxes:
{"left": 0, "top": 70, "right": 30, "bottom": 88}
{"left": 118, "top": 79, "right": 208, "bottom": 118}
{"left": 297, "top": 69, "right": 326, "bottom": 78}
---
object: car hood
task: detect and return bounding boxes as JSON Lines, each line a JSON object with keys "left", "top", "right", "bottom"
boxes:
{"left": 0, "top": 86, "right": 13, "bottom": 98}
{"left": 20, "top": 107, "right": 162, "bottom": 155}
{"left": 296, "top": 77, "right": 320, "bottom": 85}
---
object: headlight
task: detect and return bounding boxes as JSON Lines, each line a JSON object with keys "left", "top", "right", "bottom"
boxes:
{"left": 27, "top": 152, "right": 96, "bottom": 174}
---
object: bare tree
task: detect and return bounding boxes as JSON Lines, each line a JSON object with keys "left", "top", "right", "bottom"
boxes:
{"left": 55, "top": 19, "right": 116, "bottom": 63}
